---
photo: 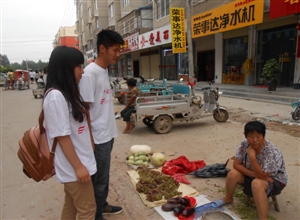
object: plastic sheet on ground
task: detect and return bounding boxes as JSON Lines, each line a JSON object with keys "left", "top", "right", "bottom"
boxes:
{"left": 154, "top": 195, "right": 241, "bottom": 220}
{"left": 127, "top": 169, "right": 199, "bottom": 208}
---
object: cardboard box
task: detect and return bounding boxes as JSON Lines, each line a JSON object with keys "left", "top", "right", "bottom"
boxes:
{"left": 225, "top": 156, "right": 235, "bottom": 170}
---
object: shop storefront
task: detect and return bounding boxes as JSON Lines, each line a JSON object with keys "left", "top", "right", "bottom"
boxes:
{"left": 138, "top": 25, "right": 172, "bottom": 79}
{"left": 191, "top": 0, "right": 264, "bottom": 84}
{"left": 119, "top": 33, "right": 139, "bottom": 77}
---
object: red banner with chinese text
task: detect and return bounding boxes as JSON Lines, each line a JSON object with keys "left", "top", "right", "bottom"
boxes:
{"left": 270, "top": 0, "right": 300, "bottom": 19}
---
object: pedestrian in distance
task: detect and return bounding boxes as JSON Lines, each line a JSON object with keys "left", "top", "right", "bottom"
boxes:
{"left": 212, "top": 121, "right": 288, "bottom": 220}
{"left": 43, "top": 46, "right": 97, "bottom": 220}
{"left": 120, "top": 78, "right": 142, "bottom": 134}
{"left": 79, "top": 29, "right": 124, "bottom": 220}
{"left": 29, "top": 69, "right": 35, "bottom": 84}
{"left": 34, "top": 70, "right": 39, "bottom": 83}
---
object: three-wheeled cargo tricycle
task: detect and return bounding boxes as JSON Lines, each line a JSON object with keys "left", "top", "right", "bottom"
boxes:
{"left": 15, "top": 70, "right": 30, "bottom": 90}
{"left": 130, "top": 83, "right": 229, "bottom": 134}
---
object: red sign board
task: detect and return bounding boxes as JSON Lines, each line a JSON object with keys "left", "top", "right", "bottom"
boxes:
{"left": 270, "top": 0, "right": 300, "bottom": 19}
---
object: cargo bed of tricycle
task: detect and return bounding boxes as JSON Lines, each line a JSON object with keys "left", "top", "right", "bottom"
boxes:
{"left": 132, "top": 84, "right": 202, "bottom": 134}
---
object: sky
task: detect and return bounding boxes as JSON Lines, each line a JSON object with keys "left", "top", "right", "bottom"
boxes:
{"left": 1, "top": 0, "right": 76, "bottom": 64}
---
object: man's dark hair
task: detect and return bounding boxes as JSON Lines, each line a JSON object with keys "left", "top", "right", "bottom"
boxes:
{"left": 244, "top": 121, "right": 266, "bottom": 137}
{"left": 126, "top": 78, "right": 137, "bottom": 87}
{"left": 96, "top": 29, "right": 124, "bottom": 54}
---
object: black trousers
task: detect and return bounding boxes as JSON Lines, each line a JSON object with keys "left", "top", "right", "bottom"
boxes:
{"left": 120, "top": 106, "right": 135, "bottom": 122}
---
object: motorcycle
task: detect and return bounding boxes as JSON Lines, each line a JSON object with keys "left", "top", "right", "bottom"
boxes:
{"left": 291, "top": 100, "right": 300, "bottom": 120}
{"left": 200, "top": 76, "right": 229, "bottom": 122}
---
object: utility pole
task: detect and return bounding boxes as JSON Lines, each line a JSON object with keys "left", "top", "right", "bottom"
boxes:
{"left": 26, "top": 59, "right": 29, "bottom": 71}
{"left": 185, "top": 0, "right": 194, "bottom": 92}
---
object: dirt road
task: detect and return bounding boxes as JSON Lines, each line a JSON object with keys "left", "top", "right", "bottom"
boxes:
{"left": 1, "top": 88, "right": 299, "bottom": 220}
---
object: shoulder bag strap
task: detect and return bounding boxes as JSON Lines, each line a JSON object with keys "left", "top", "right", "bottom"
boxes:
{"left": 86, "top": 110, "right": 95, "bottom": 151}
{"left": 39, "top": 88, "right": 58, "bottom": 154}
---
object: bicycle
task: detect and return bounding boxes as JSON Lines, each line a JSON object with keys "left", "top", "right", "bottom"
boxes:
{"left": 2, "top": 78, "right": 10, "bottom": 90}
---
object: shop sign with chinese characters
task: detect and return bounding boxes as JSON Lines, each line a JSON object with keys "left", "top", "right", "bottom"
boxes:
{"left": 192, "top": 0, "right": 264, "bottom": 38}
{"left": 120, "top": 33, "right": 139, "bottom": 54}
{"left": 139, "top": 25, "right": 171, "bottom": 49}
{"left": 270, "top": 0, "right": 300, "bottom": 19}
{"left": 170, "top": 7, "right": 186, "bottom": 53}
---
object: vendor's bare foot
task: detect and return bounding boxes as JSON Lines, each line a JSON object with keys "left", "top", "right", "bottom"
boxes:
{"left": 221, "top": 196, "right": 234, "bottom": 203}
{"left": 123, "top": 126, "right": 130, "bottom": 134}
{"left": 127, "top": 123, "right": 135, "bottom": 133}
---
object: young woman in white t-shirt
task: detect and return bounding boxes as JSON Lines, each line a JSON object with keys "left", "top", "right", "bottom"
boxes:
{"left": 43, "top": 46, "right": 96, "bottom": 220}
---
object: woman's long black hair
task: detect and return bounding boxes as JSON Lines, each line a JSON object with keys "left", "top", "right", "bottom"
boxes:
{"left": 45, "top": 46, "right": 88, "bottom": 122}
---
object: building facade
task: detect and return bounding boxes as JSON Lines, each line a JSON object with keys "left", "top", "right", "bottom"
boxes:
{"left": 53, "top": 25, "right": 79, "bottom": 49}
{"left": 75, "top": 0, "right": 300, "bottom": 87}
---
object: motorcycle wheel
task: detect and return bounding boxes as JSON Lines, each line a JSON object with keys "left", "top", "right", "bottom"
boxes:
{"left": 292, "top": 107, "right": 300, "bottom": 120}
{"left": 153, "top": 115, "right": 173, "bottom": 134}
{"left": 213, "top": 109, "right": 229, "bottom": 122}
{"left": 18, "top": 85, "right": 22, "bottom": 90}
{"left": 143, "top": 118, "right": 153, "bottom": 127}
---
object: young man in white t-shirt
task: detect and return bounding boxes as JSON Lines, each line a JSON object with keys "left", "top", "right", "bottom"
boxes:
{"left": 79, "top": 29, "right": 124, "bottom": 220}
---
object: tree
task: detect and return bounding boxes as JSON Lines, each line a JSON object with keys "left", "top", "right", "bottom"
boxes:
{"left": 0, "top": 54, "right": 10, "bottom": 66}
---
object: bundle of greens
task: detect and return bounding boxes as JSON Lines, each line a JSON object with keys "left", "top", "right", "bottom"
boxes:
{"left": 136, "top": 167, "right": 181, "bottom": 202}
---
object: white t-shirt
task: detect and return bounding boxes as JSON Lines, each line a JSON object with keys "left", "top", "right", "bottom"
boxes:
{"left": 37, "top": 78, "right": 43, "bottom": 83}
{"left": 29, "top": 71, "right": 35, "bottom": 78}
{"left": 79, "top": 62, "right": 118, "bottom": 144}
{"left": 43, "top": 90, "right": 96, "bottom": 183}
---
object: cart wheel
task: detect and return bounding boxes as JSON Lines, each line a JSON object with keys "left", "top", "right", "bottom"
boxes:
{"left": 118, "top": 97, "right": 123, "bottom": 104}
{"left": 213, "top": 109, "right": 229, "bottom": 122}
{"left": 143, "top": 118, "right": 153, "bottom": 127}
{"left": 34, "top": 95, "right": 37, "bottom": 99}
{"left": 292, "top": 106, "right": 300, "bottom": 120}
{"left": 153, "top": 115, "right": 173, "bottom": 134}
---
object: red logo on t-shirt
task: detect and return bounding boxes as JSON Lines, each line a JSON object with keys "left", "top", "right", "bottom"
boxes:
{"left": 78, "top": 126, "right": 85, "bottom": 134}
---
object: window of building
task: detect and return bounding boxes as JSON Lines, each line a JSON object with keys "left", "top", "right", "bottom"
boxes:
{"left": 223, "top": 36, "right": 248, "bottom": 74}
{"left": 123, "top": 0, "right": 129, "bottom": 7}
{"left": 80, "top": 3, "right": 83, "bottom": 11}
{"left": 88, "top": 7, "right": 91, "bottom": 17}
{"left": 191, "top": 0, "right": 206, "bottom": 6}
{"left": 94, "top": 0, "right": 98, "bottom": 9}
{"left": 90, "top": 41, "right": 93, "bottom": 50}
{"left": 145, "top": 0, "right": 152, "bottom": 4}
{"left": 109, "top": 3, "right": 114, "bottom": 18}
{"left": 156, "top": 0, "right": 169, "bottom": 19}
{"left": 81, "top": 17, "right": 84, "bottom": 26}
{"left": 96, "top": 18, "right": 99, "bottom": 29}
{"left": 89, "top": 24, "right": 92, "bottom": 34}
{"left": 82, "top": 31, "right": 85, "bottom": 44}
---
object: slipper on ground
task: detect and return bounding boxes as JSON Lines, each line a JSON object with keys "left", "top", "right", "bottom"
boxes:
{"left": 211, "top": 199, "right": 232, "bottom": 208}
